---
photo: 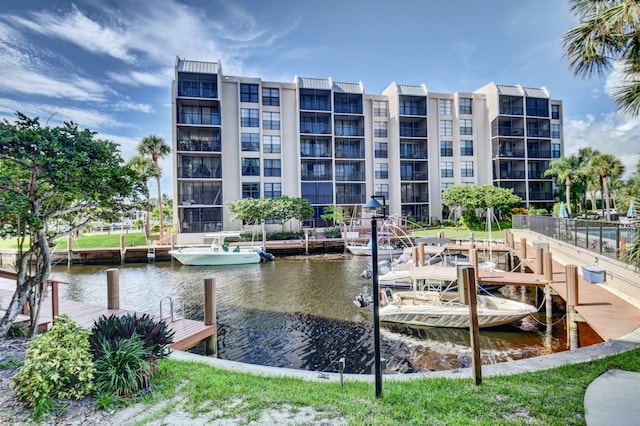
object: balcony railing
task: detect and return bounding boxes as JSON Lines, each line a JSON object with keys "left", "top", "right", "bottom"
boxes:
{"left": 336, "top": 194, "right": 366, "bottom": 204}
{"left": 178, "top": 86, "right": 217, "bottom": 99}
{"left": 177, "top": 192, "right": 220, "bottom": 206}
{"left": 399, "top": 128, "right": 428, "bottom": 137}
{"left": 528, "top": 191, "right": 553, "bottom": 200}
{"left": 528, "top": 170, "right": 547, "bottom": 179}
{"left": 300, "top": 101, "right": 331, "bottom": 111}
{"left": 400, "top": 150, "right": 428, "bottom": 159}
{"left": 301, "top": 172, "right": 333, "bottom": 181}
{"left": 401, "top": 172, "right": 428, "bottom": 181}
{"left": 399, "top": 106, "right": 427, "bottom": 116}
{"left": 527, "top": 150, "right": 551, "bottom": 158}
{"left": 499, "top": 107, "right": 523, "bottom": 115}
{"left": 497, "top": 149, "right": 525, "bottom": 158}
{"left": 178, "top": 140, "right": 221, "bottom": 152}
{"left": 401, "top": 195, "right": 429, "bottom": 203}
{"left": 497, "top": 128, "right": 525, "bottom": 137}
{"left": 334, "top": 104, "right": 363, "bottom": 114}
{"left": 335, "top": 149, "right": 365, "bottom": 159}
{"left": 496, "top": 171, "right": 526, "bottom": 179}
{"left": 179, "top": 113, "right": 221, "bottom": 126}
{"left": 334, "top": 127, "right": 364, "bottom": 137}
{"left": 301, "top": 148, "right": 332, "bottom": 158}
{"left": 178, "top": 167, "right": 222, "bottom": 179}
{"left": 300, "top": 123, "right": 331, "bottom": 134}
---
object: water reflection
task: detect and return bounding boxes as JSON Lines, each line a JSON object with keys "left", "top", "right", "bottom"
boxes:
{"left": 50, "top": 256, "right": 573, "bottom": 374}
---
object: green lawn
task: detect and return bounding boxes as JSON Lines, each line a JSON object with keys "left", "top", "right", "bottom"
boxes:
{"left": 0, "top": 232, "right": 156, "bottom": 250}
{"left": 136, "top": 348, "right": 640, "bottom": 425}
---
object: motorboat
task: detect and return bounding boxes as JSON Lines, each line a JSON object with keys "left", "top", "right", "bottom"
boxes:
{"left": 168, "top": 232, "right": 274, "bottom": 266}
{"left": 378, "top": 290, "right": 537, "bottom": 329}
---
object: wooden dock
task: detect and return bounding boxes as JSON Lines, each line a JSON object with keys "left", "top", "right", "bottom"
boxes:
{"left": 0, "top": 271, "right": 215, "bottom": 351}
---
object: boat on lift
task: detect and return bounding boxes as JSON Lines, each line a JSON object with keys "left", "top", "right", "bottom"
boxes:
{"left": 168, "top": 232, "right": 274, "bottom": 266}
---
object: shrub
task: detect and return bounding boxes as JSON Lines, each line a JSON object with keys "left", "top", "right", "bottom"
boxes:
{"left": 324, "top": 226, "right": 341, "bottom": 238}
{"left": 90, "top": 313, "right": 174, "bottom": 358}
{"left": 93, "top": 335, "right": 152, "bottom": 397}
{"left": 13, "top": 315, "right": 95, "bottom": 414}
{"left": 7, "top": 322, "right": 27, "bottom": 338}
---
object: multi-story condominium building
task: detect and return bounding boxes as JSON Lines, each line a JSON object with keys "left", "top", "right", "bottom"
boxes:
{"left": 172, "top": 57, "right": 563, "bottom": 240}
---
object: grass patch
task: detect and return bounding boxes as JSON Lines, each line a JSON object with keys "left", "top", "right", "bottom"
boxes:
{"left": 132, "top": 348, "right": 640, "bottom": 425}
{"left": 0, "top": 232, "right": 156, "bottom": 250}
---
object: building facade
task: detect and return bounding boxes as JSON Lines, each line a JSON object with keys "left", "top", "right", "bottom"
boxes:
{"left": 172, "top": 57, "right": 563, "bottom": 240}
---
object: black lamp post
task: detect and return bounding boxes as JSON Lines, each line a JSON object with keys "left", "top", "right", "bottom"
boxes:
{"left": 363, "top": 195, "right": 386, "bottom": 398}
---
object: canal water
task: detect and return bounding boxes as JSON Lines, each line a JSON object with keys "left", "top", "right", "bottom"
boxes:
{"left": 48, "top": 255, "right": 579, "bottom": 374}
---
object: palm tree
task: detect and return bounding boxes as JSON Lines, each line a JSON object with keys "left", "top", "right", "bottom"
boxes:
{"left": 577, "top": 147, "right": 599, "bottom": 211}
{"left": 588, "top": 153, "right": 625, "bottom": 220}
{"left": 138, "top": 135, "right": 170, "bottom": 239}
{"left": 563, "top": 0, "right": 640, "bottom": 116}
{"left": 543, "top": 155, "right": 581, "bottom": 216}
{"left": 128, "top": 155, "right": 157, "bottom": 238}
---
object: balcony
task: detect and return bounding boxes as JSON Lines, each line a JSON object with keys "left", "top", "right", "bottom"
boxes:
{"left": 499, "top": 107, "right": 523, "bottom": 115}
{"left": 400, "top": 150, "right": 428, "bottom": 159}
{"left": 401, "top": 172, "right": 428, "bottom": 181}
{"left": 497, "top": 127, "right": 524, "bottom": 137}
{"left": 401, "top": 195, "right": 429, "bottom": 203}
{"left": 301, "top": 171, "right": 333, "bottom": 181}
{"left": 178, "top": 166, "right": 221, "bottom": 179}
{"left": 527, "top": 150, "right": 551, "bottom": 158}
{"left": 179, "top": 112, "right": 221, "bottom": 126}
{"left": 399, "top": 127, "right": 428, "bottom": 138}
{"left": 497, "top": 149, "right": 525, "bottom": 158}
{"left": 336, "top": 194, "right": 366, "bottom": 205}
{"left": 399, "top": 106, "right": 427, "bottom": 116}
{"left": 334, "top": 126, "right": 364, "bottom": 137}
{"left": 335, "top": 149, "right": 364, "bottom": 159}
{"left": 300, "top": 123, "right": 331, "bottom": 134}
{"left": 335, "top": 172, "right": 365, "bottom": 181}
{"left": 529, "top": 191, "right": 553, "bottom": 200}
{"left": 178, "top": 139, "right": 221, "bottom": 152}
{"left": 496, "top": 171, "right": 526, "bottom": 179}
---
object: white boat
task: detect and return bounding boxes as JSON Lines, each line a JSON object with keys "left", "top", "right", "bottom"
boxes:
{"left": 378, "top": 290, "right": 537, "bottom": 328}
{"left": 346, "top": 231, "right": 406, "bottom": 256}
{"left": 168, "top": 232, "right": 274, "bottom": 266}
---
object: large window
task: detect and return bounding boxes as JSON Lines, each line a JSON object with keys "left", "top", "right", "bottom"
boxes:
{"left": 242, "top": 183, "right": 260, "bottom": 198}
{"left": 375, "top": 142, "right": 388, "bottom": 158}
{"left": 526, "top": 97, "right": 549, "bottom": 117}
{"left": 459, "top": 98, "right": 472, "bottom": 115}
{"left": 262, "top": 87, "right": 280, "bottom": 106}
{"left": 240, "top": 83, "right": 259, "bottom": 103}
{"left": 460, "top": 119, "right": 473, "bottom": 135}
{"left": 552, "top": 143, "right": 561, "bottom": 159}
{"left": 375, "top": 184, "right": 389, "bottom": 198}
{"left": 551, "top": 124, "right": 560, "bottom": 139}
{"left": 241, "top": 133, "right": 259, "bottom": 152}
{"left": 263, "top": 111, "right": 280, "bottom": 130}
{"left": 551, "top": 104, "right": 560, "bottom": 119}
{"left": 439, "top": 99, "right": 452, "bottom": 115}
{"left": 375, "top": 163, "right": 388, "bottom": 179}
{"left": 374, "top": 121, "right": 388, "bottom": 137}
{"left": 264, "top": 182, "right": 282, "bottom": 198}
{"left": 263, "top": 135, "right": 281, "bottom": 153}
{"left": 440, "top": 120, "right": 452, "bottom": 136}
{"left": 460, "top": 140, "right": 473, "bottom": 156}
{"left": 241, "top": 108, "right": 259, "bottom": 127}
{"left": 374, "top": 101, "right": 388, "bottom": 117}
{"left": 461, "top": 161, "right": 474, "bottom": 177}
{"left": 242, "top": 158, "right": 260, "bottom": 176}
{"left": 441, "top": 162, "right": 454, "bottom": 178}
{"left": 440, "top": 140, "right": 453, "bottom": 157}
{"left": 264, "top": 159, "right": 281, "bottom": 177}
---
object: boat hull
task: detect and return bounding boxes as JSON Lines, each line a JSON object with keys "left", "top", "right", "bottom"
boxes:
{"left": 168, "top": 249, "right": 261, "bottom": 266}
{"left": 379, "top": 292, "right": 537, "bottom": 328}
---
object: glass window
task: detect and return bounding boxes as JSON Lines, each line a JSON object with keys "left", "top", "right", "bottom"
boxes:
{"left": 460, "top": 140, "right": 473, "bottom": 156}
{"left": 551, "top": 124, "right": 560, "bottom": 139}
{"left": 242, "top": 183, "right": 260, "bottom": 198}
{"left": 240, "top": 83, "right": 259, "bottom": 103}
{"left": 374, "top": 121, "right": 388, "bottom": 137}
{"left": 459, "top": 98, "right": 472, "bottom": 114}
{"left": 264, "top": 159, "right": 281, "bottom": 177}
{"left": 460, "top": 119, "right": 473, "bottom": 135}
{"left": 374, "top": 100, "right": 388, "bottom": 117}
{"left": 440, "top": 120, "right": 452, "bottom": 136}
{"left": 242, "top": 158, "right": 260, "bottom": 176}
{"left": 440, "top": 140, "right": 453, "bottom": 157}
{"left": 375, "top": 184, "right": 389, "bottom": 198}
{"left": 375, "top": 142, "right": 388, "bottom": 158}
{"left": 526, "top": 97, "right": 549, "bottom": 117}
{"left": 263, "top": 111, "right": 280, "bottom": 130}
{"left": 439, "top": 99, "right": 452, "bottom": 115}
{"left": 262, "top": 88, "right": 280, "bottom": 106}
{"left": 241, "top": 133, "right": 260, "bottom": 152}
{"left": 441, "top": 162, "right": 454, "bottom": 178}
{"left": 375, "top": 163, "right": 388, "bottom": 179}
{"left": 241, "top": 108, "right": 259, "bottom": 127}
{"left": 264, "top": 182, "right": 282, "bottom": 198}
{"left": 551, "top": 104, "right": 560, "bottom": 119}
{"left": 263, "top": 135, "right": 281, "bottom": 154}
{"left": 441, "top": 182, "right": 453, "bottom": 192}
{"left": 552, "top": 143, "right": 561, "bottom": 159}
{"left": 461, "top": 161, "right": 474, "bottom": 177}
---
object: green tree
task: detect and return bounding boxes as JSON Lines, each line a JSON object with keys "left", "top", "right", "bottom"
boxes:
{"left": 563, "top": 0, "right": 640, "bottom": 116}
{"left": 137, "top": 135, "right": 170, "bottom": 240}
{"left": 320, "top": 205, "right": 345, "bottom": 226}
{"left": 442, "top": 184, "right": 522, "bottom": 227}
{"left": 127, "top": 155, "right": 157, "bottom": 237}
{"left": 588, "top": 153, "right": 625, "bottom": 220}
{"left": 0, "top": 113, "right": 141, "bottom": 337}
{"left": 543, "top": 155, "right": 581, "bottom": 215}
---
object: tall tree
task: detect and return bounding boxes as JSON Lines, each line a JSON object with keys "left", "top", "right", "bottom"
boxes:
{"left": 127, "top": 155, "right": 157, "bottom": 238}
{"left": 563, "top": 0, "right": 640, "bottom": 116}
{"left": 543, "top": 155, "right": 581, "bottom": 215}
{"left": 588, "top": 153, "right": 625, "bottom": 220}
{"left": 577, "top": 147, "right": 600, "bottom": 210}
{"left": 137, "top": 135, "right": 170, "bottom": 240}
{"left": 0, "top": 113, "right": 141, "bottom": 337}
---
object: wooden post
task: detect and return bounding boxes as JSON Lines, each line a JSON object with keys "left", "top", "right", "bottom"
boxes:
{"left": 50, "top": 280, "right": 60, "bottom": 321}
{"left": 535, "top": 247, "right": 544, "bottom": 275}
{"left": 106, "top": 268, "right": 119, "bottom": 309}
{"left": 566, "top": 265, "right": 580, "bottom": 350}
{"left": 469, "top": 248, "right": 478, "bottom": 272}
{"left": 520, "top": 238, "right": 527, "bottom": 260}
{"left": 67, "top": 235, "right": 73, "bottom": 267}
{"left": 304, "top": 229, "right": 310, "bottom": 256}
{"left": 418, "top": 243, "right": 425, "bottom": 267}
{"left": 412, "top": 246, "right": 419, "bottom": 266}
{"left": 544, "top": 252, "right": 553, "bottom": 326}
{"left": 170, "top": 233, "right": 176, "bottom": 251}
{"left": 204, "top": 277, "right": 217, "bottom": 356}
{"left": 120, "top": 234, "right": 126, "bottom": 264}
{"left": 458, "top": 265, "right": 481, "bottom": 385}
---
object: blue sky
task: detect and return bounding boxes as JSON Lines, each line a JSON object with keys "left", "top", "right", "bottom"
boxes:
{"left": 0, "top": 0, "right": 637, "bottom": 197}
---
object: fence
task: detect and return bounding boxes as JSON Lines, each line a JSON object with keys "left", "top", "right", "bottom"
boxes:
{"left": 512, "top": 215, "right": 637, "bottom": 264}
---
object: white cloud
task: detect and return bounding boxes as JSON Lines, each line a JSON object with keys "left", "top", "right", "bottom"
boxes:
{"left": 112, "top": 101, "right": 153, "bottom": 113}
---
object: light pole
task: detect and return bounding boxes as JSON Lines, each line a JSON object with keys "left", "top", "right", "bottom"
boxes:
{"left": 363, "top": 195, "right": 386, "bottom": 398}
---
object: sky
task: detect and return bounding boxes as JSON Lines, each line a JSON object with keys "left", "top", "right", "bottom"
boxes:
{"left": 1, "top": 0, "right": 638, "bottom": 197}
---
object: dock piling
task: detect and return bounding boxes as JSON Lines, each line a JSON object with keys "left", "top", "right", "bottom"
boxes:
{"left": 204, "top": 277, "right": 217, "bottom": 356}
{"left": 458, "top": 265, "right": 481, "bottom": 385}
{"left": 106, "top": 268, "right": 119, "bottom": 309}
{"left": 566, "top": 265, "right": 580, "bottom": 350}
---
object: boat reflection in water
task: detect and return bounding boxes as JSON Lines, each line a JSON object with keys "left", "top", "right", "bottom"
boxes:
{"left": 49, "top": 255, "right": 580, "bottom": 374}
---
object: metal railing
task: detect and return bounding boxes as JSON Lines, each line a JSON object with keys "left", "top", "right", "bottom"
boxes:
{"left": 512, "top": 214, "right": 636, "bottom": 264}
